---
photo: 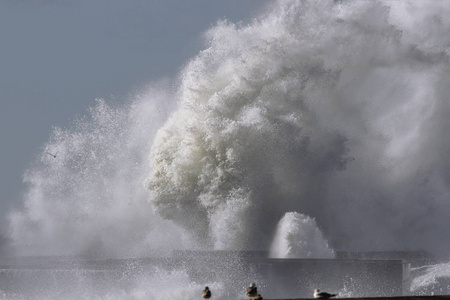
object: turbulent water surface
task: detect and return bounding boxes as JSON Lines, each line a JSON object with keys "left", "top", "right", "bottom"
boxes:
{"left": 4, "top": 0, "right": 450, "bottom": 299}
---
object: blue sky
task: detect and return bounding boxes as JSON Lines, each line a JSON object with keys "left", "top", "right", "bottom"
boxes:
{"left": 0, "top": 0, "right": 267, "bottom": 227}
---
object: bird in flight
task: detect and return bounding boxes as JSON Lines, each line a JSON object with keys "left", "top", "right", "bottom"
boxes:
{"left": 45, "top": 151, "right": 58, "bottom": 158}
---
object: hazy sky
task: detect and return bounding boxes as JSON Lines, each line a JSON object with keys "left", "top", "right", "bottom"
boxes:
{"left": 0, "top": 0, "right": 267, "bottom": 226}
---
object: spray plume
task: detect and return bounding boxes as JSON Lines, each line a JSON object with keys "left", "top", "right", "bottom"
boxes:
{"left": 8, "top": 0, "right": 450, "bottom": 258}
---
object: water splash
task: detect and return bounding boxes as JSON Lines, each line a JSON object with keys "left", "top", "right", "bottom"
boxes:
{"left": 5, "top": 0, "right": 450, "bottom": 298}
{"left": 0, "top": 265, "right": 227, "bottom": 300}
{"left": 147, "top": 0, "right": 450, "bottom": 255}
{"left": 410, "top": 261, "right": 450, "bottom": 295}
{"left": 270, "top": 212, "right": 334, "bottom": 258}
{"left": 8, "top": 85, "right": 195, "bottom": 257}
{"left": 7, "top": 0, "right": 450, "bottom": 263}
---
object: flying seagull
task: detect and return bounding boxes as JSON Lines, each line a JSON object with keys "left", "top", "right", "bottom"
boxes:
{"left": 314, "top": 289, "right": 337, "bottom": 299}
{"left": 45, "top": 151, "right": 58, "bottom": 158}
{"left": 202, "top": 286, "right": 211, "bottom": 299}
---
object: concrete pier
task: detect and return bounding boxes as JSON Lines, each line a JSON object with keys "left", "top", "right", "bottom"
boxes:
{"left": 0, "top": 251, "right": 417, "bottom": 299}
{"left": 265, "top": 296, "right": 450, "bottom": 300}
{"left": 173, "top": 251, "right": 408, "bottom": 299}
{"left": 254, "top": 258, "right": 405, "bottom": 299}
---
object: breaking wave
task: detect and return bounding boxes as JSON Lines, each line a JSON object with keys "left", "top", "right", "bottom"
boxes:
{"left": 8, "top": 0, "right": 450, "bottom": 261}
{"left": 146, "top": 0, "right": 450, "bottom": 255}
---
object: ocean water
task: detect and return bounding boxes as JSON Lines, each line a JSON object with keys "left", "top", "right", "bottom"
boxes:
{"left": 4, "top": 0, "right": 450, "bottom": 298}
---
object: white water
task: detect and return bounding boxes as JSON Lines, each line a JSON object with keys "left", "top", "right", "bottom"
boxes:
{"left": 270, "top": 212, "right": 334, "bottom": 258}
{"left": 6, "top": 0, "right": 450, "bottom": 298}
{"left": 0, "top": 265, "right": 224, "bottom": 300}
{"left": 146, "top": 0, "right": 450, "bottom": 255}
{"left": 410, "top": 261, "right": 450, "bottom": 295}
{"left": 8, "top": 88, "right": 194, "bottom": 258}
